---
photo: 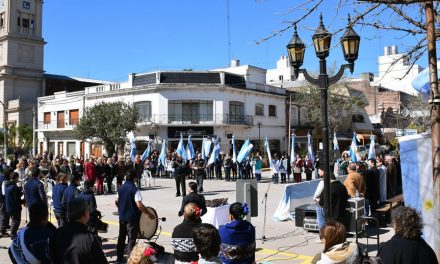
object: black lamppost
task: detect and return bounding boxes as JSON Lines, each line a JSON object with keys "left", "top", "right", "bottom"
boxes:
{"left": 286, "top": 14, "right": 360, "bottom": 220}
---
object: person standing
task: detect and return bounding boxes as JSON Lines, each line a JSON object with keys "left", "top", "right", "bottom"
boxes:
{"left": 271, "top": 154, "right": 280, "bottom": 184}
{"left": 304, "top": 154, "right": 314, "bottom": 181}
{"left": 279, "top": 155, "right": 288, "bottom": 184}
{"left": 52, "top": 172, "right": 68, "bottom": 227}
{"left": 178, "top": 182, "right": 207, "bottom": 217}
{"left": 95, "top": 157, "right": 105, "bottom": 195}
{"left": 4, "top": 172, "right": 23, "bottom": 239}
{"left": 377, "top": 157, "right": 387, "bottom": 203}
{"left": 79, "top": 180, "right": 101, "bottom": 234}
{"left": 318, "top": 174, "right": 349, "bottom": 225}
{"left": 364, "top": 159, "right": 380, "bottom": 217}
{"left": 254, "top": 156, "right": 263, "bottom": 182}
{"left": 293, "top": 155, "right": 303, "bottom": 183}
{"left": 344, "top": 163, "right": 366, "bottom": 197}
{"left": 192, "top": 154, "right": 206, "bottom": 192}
{"left": 313, "top": 166, "right": 325, "bottom": 231}
{"left": 231, "top": 161, "right": 237, "bottom": 181}
{"left": 48, "top": 198, "right": 108, "bottom": 263}
{"left": 224, "top": 154, "right": 232, "bottom": 182}
{"left": 62, "top": 174, "right": 81, "bottom": 213}
{"left": 215, "top": 154, "right": 223, "bottom": 180}
{"left": 134, "top": 155, "right": 143, "bottom": 188}
{"left": 115, "top": 170, "right": 155, "bottom": 263}
{"left": 84, "top": 157, "right": 97, "bottom": 183}
{"left": 0, "top": 168, "right": 10, "bottom": 237}
{"left": 114, "top": 158, "right": 126, "bottom": 191}
{"left": 24, "top": 168, "right": 47, "bottom": 210}
{"left": 105, "top": 158, "right": 115, "bottom": 193}
{"left": 173, "top": 155, "right": 187, "bottom": 197}
{"left": 60, "top": 159, "right": 71, "bottom": 175}
{"left": 73, "top": 158, "right": 84, "bottom": 181}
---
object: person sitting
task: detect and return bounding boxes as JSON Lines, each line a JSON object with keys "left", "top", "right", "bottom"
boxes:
{"left": 9, "top": 202, "right": 56, "bottom": 264}
{"left": 192, "top": 223, "right": 222, "bottom": 264}
{"left": 172, "top": 203, "right": 202, "bottom": 263}
{"left": 218, "top": 202, "right": 256, "bottom": 264}
{"left": 311, "top": 220, "right": 361, "bottom": 264}
{"left": 377, "top": 206, "right": 438, "bottom": 264}
{"left": 178, "top": 182, "right": 207, "bottom": 217}
{"left": 48, "top": 198, "right": 108, "bottom": 263}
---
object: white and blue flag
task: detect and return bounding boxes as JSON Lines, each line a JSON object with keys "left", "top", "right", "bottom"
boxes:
{"left": 141, "top": 141, "right": 151, "bottom": 162}
{"left": 186, "top": 135, "right": 195, "bottom": 160}
{"left": 207, "top": 138, "right": 221, "bottom": 165}
{"left": 368, "top": 135, "right": 376, "bottom": 160}
{"left": 307, "top": 134, "right": 315, "bottom": 165}
{"left": 333, "top": 132, "right": 339, "bottom": 151}
{"left": 176, "top": 133, "right": 186, "bottom": 158}
{"left": 349, "top": 132, "right": 358, "bottom": 162}
{"left": 290, "top": 134, "right": 296, "bottom": 164}
{"left": 128, "top": 132, "right": 137, "bottom": 161}
{"left": 232, "top": 135, "right": 237, "bottom": 163}
{"left": 399, "top": 133, "right": 435, "bottom": 249}
{"left": 265, "top": 137, "right": 273, "bottom": 170}
{"left": 159, "top": 139, "right": 166, "bottom": 165}
{"left": 201, "top": 138, "right": 210, "bottom": 160}
{"left": 237, "top": 138, "right": 253, "bottom": 163}
{"left": 411, "top": 66, "right": 438, "bottom": 103}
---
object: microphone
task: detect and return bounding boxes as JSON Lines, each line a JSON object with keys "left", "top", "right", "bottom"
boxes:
{"left": 159, "top": 217, "right": 166, "bottom": 222}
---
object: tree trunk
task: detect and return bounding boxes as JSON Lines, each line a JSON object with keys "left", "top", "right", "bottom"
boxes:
{"left": 104, "top": 141, "right": 115, "bottom": 157}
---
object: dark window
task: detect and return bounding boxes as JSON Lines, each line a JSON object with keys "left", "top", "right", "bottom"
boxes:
{"left": 255, "top": 104, "right": 264, "bottom": 116}
{"left": 229, "top": 101, "right": 244, "bottom": 124}
{"left": 269, "top": 105, "right": 277, "bottom": 117}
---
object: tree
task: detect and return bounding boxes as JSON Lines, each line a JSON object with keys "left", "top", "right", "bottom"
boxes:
{"left": 292, "top": 80, "right": 366, "bottom": 134}
{"left": 17, "top": 124, "right": 33, "bottom": 149}
{"left": 8, "top": 124, "right": 16, "bottom": 147}
{"left": 257, "top": 0, "right": 436, "bottom": 77}
{"left": 74, "top": 101, "right": 139, "bottom": 155}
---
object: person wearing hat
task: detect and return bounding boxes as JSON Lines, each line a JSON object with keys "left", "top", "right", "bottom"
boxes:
{"left": 52, "top": 172, "right": 69, "bottom": 227}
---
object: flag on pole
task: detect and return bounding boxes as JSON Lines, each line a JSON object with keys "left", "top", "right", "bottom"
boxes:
{"left": 207, "top": 138, "right": 221, "bottom": 165}
{"left": 264, "top": 137, "right": 273, "bottom": 170}
{"left": 349, "top": 132, "right": 358, "bottom": 162}
{"left": 186, "top": 135, "right": 195, "bottom": 159}
{"left": 141, "top": 141, "right": 151, "bottom": 162}
{"left": 237, "top": 138, "right": 253, "bottom": 163}
{"left": 290, "top": 133, "right": 296, "bottom": 164}
{"left": 368, "top": 135, "right": 376, "bottom": 160}
{"left": 159, "top": 139, "right": 166, "bottom": 166}
{"left": 333, "top": 132, "right": 339, "bottom": 151}
{"left": 202, "top": 138, "right": 212, "bottom": 161}
{"left": 307, "top": 134, "right": 315, "bottom": 165}
{"left": 127, "top": 132, "right": 137, "bottom": 161}
{"left": 232, "top": 135, "right": 237, "bottom": 163}
{"left": 411, "top": 66, "right": 437, "bottom": 103}
{"left": 176, "top": 133, "right": 185, "bottom": 157}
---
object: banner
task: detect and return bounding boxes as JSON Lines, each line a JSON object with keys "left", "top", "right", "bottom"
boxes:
{"left": 232, "top": 135, "right": 237, "bottom": 163}
{"left": 349, "top": 132, "right": 358, "bottom": 162}
{"left": 237, "top": 138, "right": 253, "bottom": 163}
{"left": 290, "top": 134, "right": 296, "bottom": 164}
{"left": 399, "top": 133, "right": 435, "bottom": 249}
{"left": 307, "top": 134, "right": 315, "bottom": 165}
{"left": 207, "top": 138, "right": 221, "bottom": 165}
{"left": 368, "top": 135, "right": 376, "bottom": 160}
{"left": 141, "top": 142, "right": 151, "bottom": 162}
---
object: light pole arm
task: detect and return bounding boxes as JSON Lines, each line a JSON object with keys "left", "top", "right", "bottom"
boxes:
{"left": 297, "top": 69, "right": 320, "bottom": 87}
{"left": 329, "top": 64, "right": 353, "bottom": 86}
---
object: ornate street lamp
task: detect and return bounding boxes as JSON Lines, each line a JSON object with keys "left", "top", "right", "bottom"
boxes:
{"left": 286, "top": 14, "right": 360, "bottom": 220}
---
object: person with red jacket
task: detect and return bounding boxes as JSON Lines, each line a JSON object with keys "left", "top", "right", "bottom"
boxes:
{"left": 84, "top": 157, "right": 97, "bottom": 183}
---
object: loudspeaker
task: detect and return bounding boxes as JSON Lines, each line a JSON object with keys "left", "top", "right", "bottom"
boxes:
{"left": 294, "top": 204, "right": 317, "bottom": 227}
{"left": 344, "top": 198, "right": 365, "bottom": 234}
{"left": 236, "top": 179, "right": 258, "bottom": 217}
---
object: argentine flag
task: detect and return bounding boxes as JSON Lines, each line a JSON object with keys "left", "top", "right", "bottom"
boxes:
{"left": 349, "top": 132, "right": 358, "bottom": 162}
{"left": 333, "top": 132, "right": 339, "bottom": 151}
{"left": 411, "top": 66, "right": 438, "bottom": 103}
{"left": 176, "top": 133, "right": 187, "bottom": 159}
{"left": 307, "top": 134, "right": 315, "bottom": 165}
{"left": 186, "top": 135, "right": 195, "bottom": 160}
{"left": 202, "top": 138, "right": 212, "bottom": 161}
{"left": 237, "top": 138, "right": 253, "bottom": 163}
{"left": 399, "top": 133, "right": 435, "bottom": 249}
{"left": 290, "top": 134, "right": 296, "bottom": 164}
{"left": 207, "top": 138, "right": 221, "bottom": 165}
{"left": 232, "top": 135, "right": 237, "bottom": 163}
{"left": 368, "top": 135, "right": 376, "bottom": 160}
{"left": 264, "top": 137, "right": 273, "bottom": 171}
{"left": 141, "top": 141, "right": 151, "bottom": 162}
{"left": 128, "top": 132, "right": 137, "bottom": 161}
{"left": 158, "top": 139, "right": 166, "bottom": 166}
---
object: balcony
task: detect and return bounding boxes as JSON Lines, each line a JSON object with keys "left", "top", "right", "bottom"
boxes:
{"left": 138, "top": 114, "right": 253, "bottom": 126}
{"left": 37, "top": 119, "right": 79, "bottom": 131}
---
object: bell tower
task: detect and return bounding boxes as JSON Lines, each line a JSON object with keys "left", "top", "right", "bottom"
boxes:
{"left": 0, "top": 0, "right": 44, "bottom": 131}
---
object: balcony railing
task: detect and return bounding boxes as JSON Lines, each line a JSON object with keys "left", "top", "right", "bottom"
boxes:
{"left": 138, "top": 114, "right": 253, "bottom": 126}
{"left": 38, "top": 119, "right": 79, "bottom": 130}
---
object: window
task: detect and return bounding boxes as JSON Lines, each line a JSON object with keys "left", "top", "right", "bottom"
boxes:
{"left": 66, "top": 142, "right": 76, "bottom": 157}
{"left": 229, "top": 101, "right": 244, "bottom": 124}
{"left": 255, "top": 103, "right": 264, "bottom": 116}
{"left": 290, "top": 106, "right": 298, "bottom": 126}
{"left": 168, "top": 100, "right": 213, "bottom": 123}
{"left": 43, "top": 112, "right": 51, "bottom": 124}
{"left": 69, "top": 109, "right": 79, "bottom": 125}
{"left": 279, "top": 75, "right": 284, "bottom": 81}
{"left": 300, "top": 106, "right": 309, "bottom": 125}
{"left": 268, "top": 105, "right": 277, "bottom": 117}
{"left": 135, "top": 101, "right": 152, "bottom": 122}
{"left": 0, "top": 13, "right": 5, "bottom": 29}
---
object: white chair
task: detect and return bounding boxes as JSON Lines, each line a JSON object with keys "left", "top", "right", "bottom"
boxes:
{"left": 141, "top": 170, "right": 154, "bottom": 188}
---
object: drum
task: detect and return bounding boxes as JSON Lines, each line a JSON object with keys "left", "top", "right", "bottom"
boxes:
{"left": 139, "top": 207, "right": 158, "bottom": 240}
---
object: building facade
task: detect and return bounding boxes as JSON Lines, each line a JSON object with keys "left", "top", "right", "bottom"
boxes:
{"left": 37, "top": 70, "right": 286, "bottom": 158}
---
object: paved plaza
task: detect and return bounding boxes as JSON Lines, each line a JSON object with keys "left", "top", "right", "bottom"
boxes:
{"left": 0, "top": 172, "right": 394, "bottom": 263}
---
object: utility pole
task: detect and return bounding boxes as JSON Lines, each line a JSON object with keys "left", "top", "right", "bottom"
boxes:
{"left": 32, "top": 107, "right": 36, "bottom": 157}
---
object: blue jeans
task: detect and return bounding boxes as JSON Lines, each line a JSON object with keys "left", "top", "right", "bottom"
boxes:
{"left": 316, "top": 206, "right": 325, "bottom": 232}
{"left": 272, "top": 173, "right": 279, "bottom": 184}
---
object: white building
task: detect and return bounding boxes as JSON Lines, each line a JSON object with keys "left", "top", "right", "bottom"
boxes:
{"left": 37, "top": 70, "right": 286, "bottom": 158}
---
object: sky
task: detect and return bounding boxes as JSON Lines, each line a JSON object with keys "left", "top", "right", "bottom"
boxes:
{"left": 42, "top": 1, "right": 427, "bottom": 82}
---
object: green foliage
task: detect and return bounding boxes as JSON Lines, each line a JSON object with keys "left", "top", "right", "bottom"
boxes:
{"left": 17, "top": 124, "right": 33, "bottom": 148}
{"left": 8, "top": 124, "right": 16, "bottom": 146}
{"left": 74, "top": 101, "right": 138, "bottom": 154}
